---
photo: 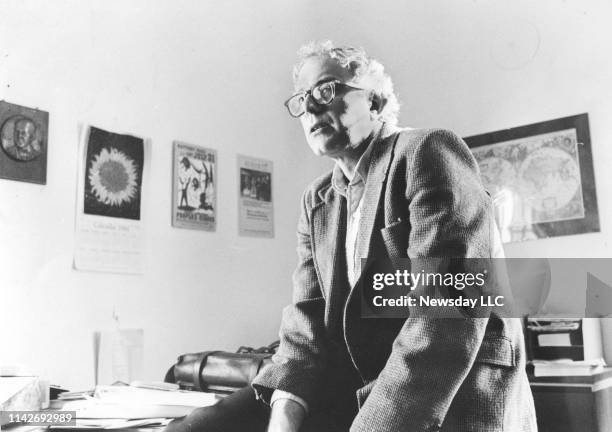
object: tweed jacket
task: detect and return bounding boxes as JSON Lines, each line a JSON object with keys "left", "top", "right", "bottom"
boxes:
{"left": 253, "top": 127, "right": 537, "bottom": 432}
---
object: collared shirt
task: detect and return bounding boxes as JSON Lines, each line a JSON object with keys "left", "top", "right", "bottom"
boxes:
{"left": 270, "top": 389, "right": 309, "bottom": 413}
{"left": 331, "top": 128, "right": 380, "bottom": 287}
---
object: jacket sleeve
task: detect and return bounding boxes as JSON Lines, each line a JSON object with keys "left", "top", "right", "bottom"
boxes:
{"left": 351, "top": 129, "right": 495, "bottom": 431}
{"left": 252, "top": 189, "right": 329, "bottom": 409}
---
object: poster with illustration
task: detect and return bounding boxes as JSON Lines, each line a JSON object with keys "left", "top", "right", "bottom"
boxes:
{"left": 172, "top": 141, "right": 216, "bottom": 231}
{"left": 74, "top": 126, "right": 149, "bottom": 274}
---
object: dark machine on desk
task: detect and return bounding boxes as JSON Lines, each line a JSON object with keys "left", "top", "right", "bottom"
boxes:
{"left": 526, "top": 317, "right": 603, "bottom": 364}
{"left": 526, "top": 317, "right": 610, "bottom": 432}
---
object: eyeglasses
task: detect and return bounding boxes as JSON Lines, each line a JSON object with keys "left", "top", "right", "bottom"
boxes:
{"left": 284, "top": 80, "right": 365, "bottom": 118}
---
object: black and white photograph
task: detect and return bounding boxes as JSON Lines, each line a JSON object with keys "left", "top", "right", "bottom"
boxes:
{"left": 240, "top": 168, "right": 271, "bottom": 202}
{"left": 1, "top": 2, "right": 612, "bottom": 432}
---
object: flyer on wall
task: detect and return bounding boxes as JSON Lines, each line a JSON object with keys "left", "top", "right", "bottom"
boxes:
{"left": 172, "top": 141, "right": 217, "bottom": 231}
{"left": 73, "top": 125, "right": 150, "bottom": 274}
{"left": 237, "top": 154, "right": 273, "bottom": 238}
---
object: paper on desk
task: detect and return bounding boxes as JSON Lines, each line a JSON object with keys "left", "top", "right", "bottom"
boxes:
{"left": 532, "top": 358, "right": 606, "bottom": 377}
{"left": 537, "top": 332, "right": 571, "bottom": 347}
{"left": 57, "top": 386, "right": 218, "bottom": 420}
{"left": 94, "top": 385, "right": 218, "bottom": 407}
{"left": 50, "top": 418, "right": 171, "bottom": 429}
{"left": 59, "top": 399, "right": 196, "bottom": 419}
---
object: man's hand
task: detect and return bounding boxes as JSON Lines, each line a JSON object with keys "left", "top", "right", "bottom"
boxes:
{"left": 267, "top": 398, "right": 306, "bottom": 432}
{"left": 161, "top": 405, "right": 228, "bottom": 432}
{"left": 163, "top": 412, "right": 196, "bottom": 432}
{"left": 163, "top": 405, "right": 221, "bottom": 432}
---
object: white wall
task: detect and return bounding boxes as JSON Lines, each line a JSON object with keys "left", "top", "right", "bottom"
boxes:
{"left": 305, "top": 0, "right": 612, "bottom": 313}
{"left": 1, "top": 0, "right": 610, "bottom": 390}
{"left": 0, "top": 0, "right": 327, "bottom": 389}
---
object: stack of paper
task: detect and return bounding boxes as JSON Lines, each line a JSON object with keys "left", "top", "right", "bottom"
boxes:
{"left": 50, "top": 418, "right": 172, "bottom": 430}
{"left": 532, "top": 359, "right": 606, "bottom": 377}
{"left": 54, "top": 383, "right": 220, "bottom": 428}
{"left": 56, "top": 390, "right": 95, "bottom": 401}
{"left": 93, "top": 385, "right": 218, "bottom": 408}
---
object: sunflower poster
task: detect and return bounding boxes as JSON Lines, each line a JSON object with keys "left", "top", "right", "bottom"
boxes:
{"left": 85, "top": 127, "right": 144, "bottom": 219}
{"left": 74, "top": 125, "right": 148, "bottom": 274}
{"left": 172, "top": 141, "right": 216, "bottom": 231}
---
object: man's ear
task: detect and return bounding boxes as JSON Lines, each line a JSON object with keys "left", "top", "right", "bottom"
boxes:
{"left": 370, "top": 92, "right": 386, "bottom": 115}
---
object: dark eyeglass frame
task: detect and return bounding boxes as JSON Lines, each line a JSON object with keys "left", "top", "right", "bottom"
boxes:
{"left": 284, "top": 80, "right": 365, "bottom": 118}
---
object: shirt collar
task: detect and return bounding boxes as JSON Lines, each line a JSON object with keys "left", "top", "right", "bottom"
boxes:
{"left": 331, "top": 123, "right": 383, "bottom": 197}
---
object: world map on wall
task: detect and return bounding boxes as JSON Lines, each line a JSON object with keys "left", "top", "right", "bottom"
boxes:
{"left": 471, "top": 129, "right": 584, "bottom": 243}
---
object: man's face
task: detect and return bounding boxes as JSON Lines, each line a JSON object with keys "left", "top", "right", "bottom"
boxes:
{"left": 295, "top": 56, "right": 376, "bottom": 158}
{"left": 15, "top": 121, "right": 34, "bottom": 149}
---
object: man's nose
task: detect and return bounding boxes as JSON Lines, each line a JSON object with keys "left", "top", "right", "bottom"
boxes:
{"left": 303, "top": 93, "right": 324, "bottom": 115}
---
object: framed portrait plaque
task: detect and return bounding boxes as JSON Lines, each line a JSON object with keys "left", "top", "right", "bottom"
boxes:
{"left": 464, "top": 113, "right": 600, "bottom": 243}
{"left": 0, "top": 100, "right": 49, "bottom": 184}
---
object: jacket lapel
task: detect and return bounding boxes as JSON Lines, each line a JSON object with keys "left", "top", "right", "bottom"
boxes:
{"left": 311, "top": 185, "right": 347, "bottom": 298}
{"left": 310, "top": 126, "right": 399, "bottom": 296}
{"left": 352, "top": 129, "right": 398, "bottom": 283}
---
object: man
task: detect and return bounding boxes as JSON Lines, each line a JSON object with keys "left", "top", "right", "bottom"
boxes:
{"left": 2, "top": 117, "right": 41, "bottom": 161}
{"left": 167, "top": 41, "right": 537, "bottom": 432}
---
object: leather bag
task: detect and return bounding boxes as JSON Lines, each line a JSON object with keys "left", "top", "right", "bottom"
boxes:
{"left": 165, "top": 342, "right": 278, "bottom": 393}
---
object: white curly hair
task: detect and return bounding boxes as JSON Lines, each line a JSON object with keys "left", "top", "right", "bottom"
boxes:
{"left": 293, "top": 40, "right": 400, "bottom": 126}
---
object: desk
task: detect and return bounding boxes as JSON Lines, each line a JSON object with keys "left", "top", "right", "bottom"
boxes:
{"left": 530, "top": 368, "right": 612, "bottom": 432}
